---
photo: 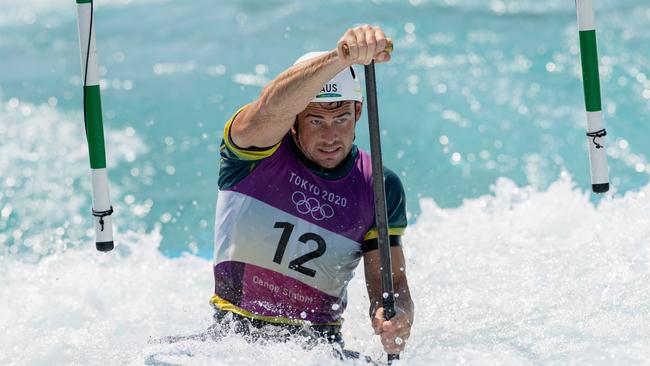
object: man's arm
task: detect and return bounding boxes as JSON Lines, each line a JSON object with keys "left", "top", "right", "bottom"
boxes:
{"left": 230, "top": 25, "right": 391, "bottom": 149}
{"left": 363, "top": 244, "right": 414, "bottom": 354}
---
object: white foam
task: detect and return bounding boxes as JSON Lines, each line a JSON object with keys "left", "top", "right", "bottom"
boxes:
{"left": 0, "top": 226, "right": 215, "bottom": 365}
{"left": 2, "top": 173, "right": 650, "bottom": 364}
{"left": 0, "top": 97, "right": 146, "bottom": 258}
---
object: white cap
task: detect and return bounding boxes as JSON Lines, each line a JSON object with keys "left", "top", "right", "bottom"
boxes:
{"left": 294, "top": 51, "right": 363, "bottom": 103}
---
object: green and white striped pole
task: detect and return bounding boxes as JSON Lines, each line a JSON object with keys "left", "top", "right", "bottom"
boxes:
{"left": 576, "top": 0, "right": 609, "bottom": 193}
{"left": 76, "top": 0, "right": 115, "bottom": 251}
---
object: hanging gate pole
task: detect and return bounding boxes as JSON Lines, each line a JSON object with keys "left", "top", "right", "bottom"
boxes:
{"left": 75, "top": 0, "right": 115, "bottom": 251}
{"left": 576, "top": 0, "right": 609, "bottom": 193}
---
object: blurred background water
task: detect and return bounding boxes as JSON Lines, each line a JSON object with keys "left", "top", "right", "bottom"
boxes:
{"left": 2, "top": 1, "right": 650, "bottom": 364}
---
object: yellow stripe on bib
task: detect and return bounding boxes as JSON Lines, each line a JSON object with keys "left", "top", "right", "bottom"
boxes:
{"left": 209, "top": 294, "right": 342, "bottom": 327}
{"left": 363, "top": 227, "right": 406, "bottom": 241}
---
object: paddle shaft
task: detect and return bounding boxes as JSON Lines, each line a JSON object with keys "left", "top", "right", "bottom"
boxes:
{"left": 364, "top": 61, "right": 399, "bottom": 364}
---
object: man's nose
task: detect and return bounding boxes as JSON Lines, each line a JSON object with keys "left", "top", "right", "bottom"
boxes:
{"left": 320, "top": 124, "right": 338, "bottom": 143}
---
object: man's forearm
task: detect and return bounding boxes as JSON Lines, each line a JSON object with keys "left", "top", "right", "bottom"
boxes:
{"left": 256, "top": 50, "right": 348, "bottom": 122}
{"left": 395, "top": 281, "right": 414, "bottom": 324}
{"left": 229, "top": 25, "right": 390, "bottom": 149}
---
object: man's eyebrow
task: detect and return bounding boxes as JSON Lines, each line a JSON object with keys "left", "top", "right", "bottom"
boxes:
{"left": 305, "top": 113, "right": 325, "bottom": 119}
{"left": 334, "top": 111, "right": 352, "bottom": 118}
{"left": 305, "top": 111, "right": 352, "bottom": 119}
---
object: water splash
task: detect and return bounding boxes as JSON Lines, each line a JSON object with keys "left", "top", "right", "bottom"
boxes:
{"left": 0, "top": 97, "right": 146, "bottom": 259}
{"left": 2, "top": 175, "right": 650, "bottom": 364}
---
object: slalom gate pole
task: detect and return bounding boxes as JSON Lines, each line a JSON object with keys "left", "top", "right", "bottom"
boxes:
{"left": 75, "top": 0, "right": 115, "bottom": 251}
{"left": 363, "top": 41, "right": 400, "bottom": 364}
{"left": 576, "top": 0, "right": 609, "bottom": 193}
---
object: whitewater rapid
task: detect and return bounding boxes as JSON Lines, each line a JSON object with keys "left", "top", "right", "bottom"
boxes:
{"left": 3, "top": 171, "right": 650, "bottom": 365}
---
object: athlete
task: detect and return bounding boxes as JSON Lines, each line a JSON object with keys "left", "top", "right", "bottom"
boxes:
{"left": 211, "top": 25, "right": 414, "bottom": 356}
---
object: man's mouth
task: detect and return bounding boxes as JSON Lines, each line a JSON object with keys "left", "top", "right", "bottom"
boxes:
{"left": 317, "top": 146, "right": 341, "bottom": 156}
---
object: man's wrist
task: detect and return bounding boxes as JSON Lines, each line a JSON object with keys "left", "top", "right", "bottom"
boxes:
{"left": 332, "top": 47, "right": 353, "bottom": 68}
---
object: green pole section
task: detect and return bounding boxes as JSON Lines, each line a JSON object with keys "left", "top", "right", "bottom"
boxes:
{"left": 83, "top": 85, "right": 107, "bottom": 169}
{"left": 579, "top": 30, "right": 602, "bottom": 112}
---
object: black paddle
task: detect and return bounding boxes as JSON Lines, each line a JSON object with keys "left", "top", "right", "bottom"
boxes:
{"left": 341, "top": 40, "right": 399, "bottom": 364}
{"left": 360, "top": 42, "right": 400, "bottom": 364}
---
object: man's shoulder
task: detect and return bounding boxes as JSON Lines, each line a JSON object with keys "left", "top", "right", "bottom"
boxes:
{"left": 218, "top": 108, "right": 289, "bottom": 190}
{"left": 221, "top": 106, "right": 284, "bottom": 162}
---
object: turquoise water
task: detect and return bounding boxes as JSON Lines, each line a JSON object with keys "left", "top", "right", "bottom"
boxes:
{"left": 3, "top": 1, "right": 650, "bottom": 364}
{"left": 1, "top": 0, "right": 649, "bottom": 257}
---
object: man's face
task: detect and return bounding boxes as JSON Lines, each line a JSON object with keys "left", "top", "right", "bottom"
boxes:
{"left": 293, "top": 101, "right": 362, "bottom": 169}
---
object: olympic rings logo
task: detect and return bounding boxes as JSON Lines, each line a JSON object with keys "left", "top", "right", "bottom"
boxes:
{"left": 291, "top": 191, "right": 334, "bottom": 221}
